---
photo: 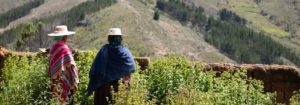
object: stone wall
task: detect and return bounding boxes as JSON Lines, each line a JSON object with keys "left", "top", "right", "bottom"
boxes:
{"left": 204, "top": 63, "right": 300, "bottom": 103}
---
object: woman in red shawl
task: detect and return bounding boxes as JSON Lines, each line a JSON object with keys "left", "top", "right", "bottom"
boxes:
{"left": 48, "top": 25, "right": 79, "bottom": 105}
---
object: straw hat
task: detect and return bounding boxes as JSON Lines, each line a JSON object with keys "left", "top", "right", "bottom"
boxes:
{"left": 48, "top": 25, "right": 75, "bottom": 36}
{"left": 107, "top": 28, "right": 123, "bottom": 36}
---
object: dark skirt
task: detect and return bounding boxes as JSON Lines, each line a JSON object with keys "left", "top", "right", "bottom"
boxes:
{"left": 94, "top": 80, "right": 119, "bottom": 105}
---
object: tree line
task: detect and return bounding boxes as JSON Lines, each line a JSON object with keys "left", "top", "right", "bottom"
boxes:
{"left": 0, "top": 0, "right": 45, "bottom": 28}
{"left": 156, "top": 0, "right": 300, "bottom": 66}
{"left": 219, "top": 8, "right": 247, "bottom": 25}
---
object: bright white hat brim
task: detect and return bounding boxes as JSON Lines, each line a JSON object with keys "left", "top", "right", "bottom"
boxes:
{"left": 38, "top": 48, "right": 47, "bottom": 52}
{"left": 48, "top": 31, "right": 76, "bottom": 36}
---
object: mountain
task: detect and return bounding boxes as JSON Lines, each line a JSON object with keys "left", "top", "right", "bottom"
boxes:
{"left": 0, "top": 0, "right": 87, "bottom": 33}
{"left": 0, "top": 0, "right": 30, "bottom": 14}
{"left": 1, "top": 0, "right": 300, "bottom": 65}
{"left": 187, "top": 0, "right": 300, "bottom": 55}
{"left": 0, "top": 0, "right": 234, "bottom": 63}
{"left": 71, "top": 0, "right": 234, "bottom": 63}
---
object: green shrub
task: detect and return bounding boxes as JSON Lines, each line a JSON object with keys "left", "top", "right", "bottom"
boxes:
{"left": 0, "top": 55, "right": 51, "bottom": 105}
{"left": 0, "top": 51, "right": 98, "bottom": 105}
{"left": 0, "top": 53, "right": 276, "bottom": 104}
{"left": 290, "top": 90, "right": 300, "bottom": 105}
{"left": 145, "top": 56, "right": 275, "bottom": 104}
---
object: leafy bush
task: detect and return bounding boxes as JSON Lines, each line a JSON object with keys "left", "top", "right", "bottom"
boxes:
{"left": 145, "top": 56, "right": 275, "bottom": 104}
{"left": 290, "top": 90, "right": 300, "bottom": 105}
{"left": 0, "top": 55, "right": 51, "bottom": 105}
{"left": 0, "top": 53, "right": 276, "bottom": 104}
{"left": 0, "top": 51, "right": 98, "bottom": 105}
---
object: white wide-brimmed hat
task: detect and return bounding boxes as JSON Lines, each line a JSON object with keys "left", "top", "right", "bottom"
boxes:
{"left": 107, "top": 28, "right": 123, "bottom": 36}
{"left": 48, "top": 25, "right": 76, "bottom": 36}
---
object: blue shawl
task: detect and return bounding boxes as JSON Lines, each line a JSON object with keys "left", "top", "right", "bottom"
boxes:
{"left": 87, "top": 44, "right": 136, "bottom": 96}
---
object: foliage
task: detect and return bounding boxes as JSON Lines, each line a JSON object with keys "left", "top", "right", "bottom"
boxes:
{"left": 0, "top": 55, "right": 51, "bottom": 105}
{"left": 156, "top": 0, "right": 300, "bottom": 66}
{"left": 145, "top": 56, "right": 275, "bottom": 104}
{"left": 72, "top": 51, "right": 97, "bottom": 104}
{"left": 0, "top": 51, "right": 98, "bottom": 105}
{"left": 16, "top": 21, "right": 43, "bottom": 48}
{"left": 0, "top": 0, "right": 44, "bottom": 28}
{"left": 112, "top": 63, "right": 156, "bottom": 105}
{"left": 156, "top": 0, "right": 206, "bottom": 25}
{"left": 0, "top": 21, "right": 43, "bottom": 50}
{"left": 219, "top": 8, "right": 247, "bottom": 25}
{"left": 290, "top": 90, "right": 300, "bottom": 105}
{"left": 153, "top": 10, "right": 160, "bottom": 21}
{"left": 0, "top": 53, "right": 277, "bottom": 104}
{"left": 205, "top": 17, "right": 300, "bottom": 65}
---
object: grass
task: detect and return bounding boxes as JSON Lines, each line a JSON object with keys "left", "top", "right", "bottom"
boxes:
{"left": 71, "top": 0, "right": 234, "bottom": 63}
{"left": 73, "top": 0, "right": 146, "bottom": 55}
{"left": 228, "top": 0, "right": 290, "bottom": 37}
{"left": 188, "top": 0, "right": 290, "bottom": 37}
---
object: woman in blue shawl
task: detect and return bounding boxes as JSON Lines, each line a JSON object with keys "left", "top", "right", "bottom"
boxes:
{"left": 87, "top": 28, "right": 136, "bottom": 105}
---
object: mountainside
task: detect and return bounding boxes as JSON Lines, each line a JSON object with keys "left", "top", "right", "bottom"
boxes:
{"left": 0, "top": 0, "right": 87, "bottom": 33}
{"left": 185, "top": 0, "right": 300, "bottom": 62}
{"left": 0, "top": 0, "right": 30, "bottom": 14}
{"left": 71, "top": 0, "right": 234, "bottom": 63}
{"left": 1, "top": 0, "right": 300, "bottom": 65}
{"left": 0, "top": 0, "right": 234, "bottom": 63}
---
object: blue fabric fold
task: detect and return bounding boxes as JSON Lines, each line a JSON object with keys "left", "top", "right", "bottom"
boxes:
{"left": 87, "top": 44, "right": 136, "bottom": 96}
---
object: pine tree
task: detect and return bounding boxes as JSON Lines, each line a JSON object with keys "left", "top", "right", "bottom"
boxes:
{"left": 153, "top": 10, "right": 160, "bottom": 21}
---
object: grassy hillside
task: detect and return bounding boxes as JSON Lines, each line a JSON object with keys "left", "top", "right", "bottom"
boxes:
{"left": 258, "top": 0, "right": 300, "bottom": 43}
{"left": 189, "top": 0, "right": 290, "bottom": 37}
{"left": 71, "top": 0, "right": 234, "bottom": 63}
{"left": 187, "top": 0, "right": 300, "bottom": 59}
{"left": 0, "top": 0, "right": 233, "bottom": 63}
{"left": 0, "top": 0, "right": 45, "bottom": 28}
{"left": 0, "top": 0, "right": 87, "bottom": 33}
{"left": 0, "top": 0, "right": 30, "bottom": 14}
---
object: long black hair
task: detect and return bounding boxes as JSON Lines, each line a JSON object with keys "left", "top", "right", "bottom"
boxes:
{"left": 108, "top": 35, "right": 122, "bottom": 46}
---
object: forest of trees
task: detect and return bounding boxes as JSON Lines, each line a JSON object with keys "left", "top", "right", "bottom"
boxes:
{"left": 0, "top": 0, "right": 44, "bottom": 28}
{"left": 219, "top": 8, "right": 247, "bottom": 25}
{"left": 156, "top": 0, "right": 206, "bottom": 26}
{"left": 156, "top": 0, "right": 300, "bottom": 66}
